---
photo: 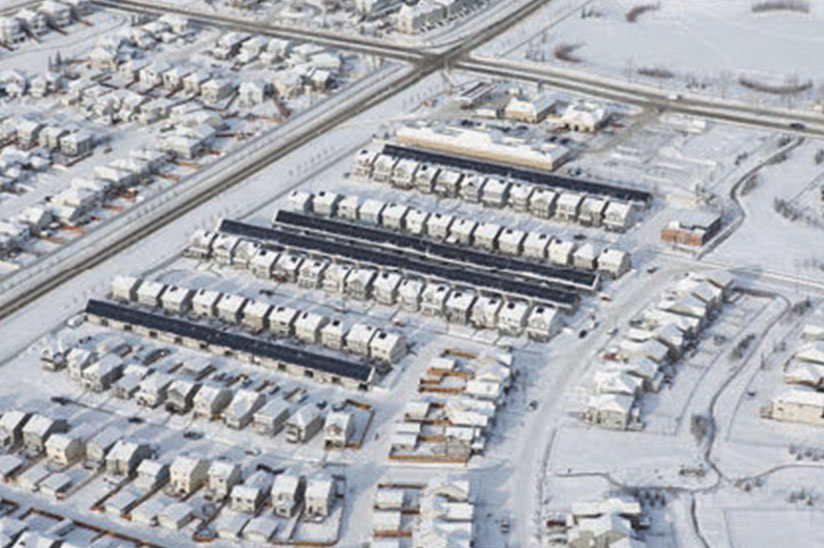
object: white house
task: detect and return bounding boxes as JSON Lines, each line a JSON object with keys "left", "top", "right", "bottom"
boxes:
{"left": 391, "top": 158, "right": 420, "bottom": 189}
{"left": 421, "top": 284, "right": 451, "bottom": 317}
{"left": 473, "top": 222, "right": 503, "bottom": 251}
{"left": 573, "top": 244, "right": 599, "bottom": 271}
{"left": 345, "top": 323, "right": 378, "bottom": 356}
{"left": 548, "top": 240, "right": 576, "bottom": 266}
{"left": 192, "top": 289, "right": 223, "bottom": 319}
{"left": 241, "top": 300, "right": 273, "bottom": 332}
{"left": 253, "top": 399, "right": 291, "bottom": 436}
{"left": 344, "top": 267, "right": 377, "bottom": 300}
{"left": 321, "top": 319, "right": 349, "bottom": 350}
{"left": 271, "top": 470, "right": 305, "bottom": 517}
{"left": 499, "top": 301, "right": 531, "bottom": 336}
{"left": 285, "top": 406, "right": 324, "bottom": 444}
{"left": 216, "top": 293, "right": 248, "bottom": 324}
{"left": 404, "top": 208, "right": 430, "bottom": 235}
{"left": 312, "top": 191, "right": 342, "bottom": 218}
{"left": 598, "top": 248, "right": 631, "bottom": 279}
{"left": 111, "top": 275, "right": 142, "bottom": 302}
{"left": 523, "top": 232, "right": 552, "bottom": 261}
{"left": 297, "top": 258, "right": 329, "bottom": 290}
{"left": 398, "top": 278, "right": 425, "bottom": 312}
{"left": 480, "top": 178, "right": 510, "bottom": 208}
{"left": 136, "top": 373, "right": 174, "bottom": 409}
{"left": 459, "top": 175, "right": 484, "bottom": 203}
{"left": 273, "top": 253, "right": 303, "bottom": 282}
{"left": 498, "top": 228, "right": 527, "bottom": 256}
{"left": 374, "top": 271, "right": 403, "bottom": 305}
{"left": 382, "top": 203, "right": 410, "bottom": 231}
{"left": 415, "top": 163, "right": 440, "bottom": 193}
{"left": 45, "top": 431, "right": 86, "bottom": 468}
{"left": 269, "top": 305, "right": 299, "bottom": 337}
{"left": 324, "top": 412, "right": 354, "bottom": 448}
{"left": 161, "top": 286, "right": 194, "bottom": 315}
{"left": 434, "top": 168, "right": 463, "bottom": 197}
{"left": 105, "top": 439, "right": 152, "bottom": 478}
{"left": 135, "top": 459, "right": 169, "bottom": 491}
{"left": 207, "top": 460, "right": 242, "bottom": 501}
{"left": 193, "top": 384, "right": 233, "bottom": 420}
{"left": 231, "top": 470, "right": 273, "bottom": 514}
{"left": 470, "top": 296, "right": 503, "bottom": 330}
{"left": 526, "top": 306, "right": 561, "bottom": 341}
{"left": 585, "top": 393, "right": 636, "bottom": 430}
{"left": 304, "top": 473, "right": 336, "bottom": 520}
{"left": 249, "top": 248, "right": 279, "bottom": 279}
{"left": 449, "top": 218, "right": 478, "bottom": 246}
{"left": 295, "top": 312, "right": 330, "bottom": 345}
{"left": 426, "top": 213, "right": 455, "bottom": 241}
{"left": 604, "top": 201, "right": 636, "bottom": 232}
{"left": 445, "top": 291, "right": 477, "bottom": 324}
{"left": 556, "top": 192, "right": 585, "bottom": 222}
{"left": 0, "top": 17, "right": 25, "bottom": 45}
{"left": 561, "top": 101, "right": 609, "bottom": 132}
{"left": 223, "top": 390, "right": 267, "bottom": 430}
{"left": 369, "top": 331, "right": 407, "bottom": 363}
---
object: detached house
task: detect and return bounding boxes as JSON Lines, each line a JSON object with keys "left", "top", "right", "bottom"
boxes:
{"left": 169, "top": 456, "right": 209, "bottom": 496}
{"left": 271, "top": 470, "right": 305, "bottom": 518}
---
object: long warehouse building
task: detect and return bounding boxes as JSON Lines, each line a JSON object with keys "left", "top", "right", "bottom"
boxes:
{"left": 395, "top": 125, "right": 572, "bottom": 172}
{"left": 85, "top": 299, "right": 375, "bottom": 390}
{"left": 218, "top": 219, "right": 580, "bottom": 311}
{"left": 274, "top": 210, "right": 599, "bottom": 291}
{"left": 381, "top": 143, "right": 653, "bottom": 203}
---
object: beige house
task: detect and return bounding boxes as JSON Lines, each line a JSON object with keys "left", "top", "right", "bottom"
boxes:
{"left": 764, "top": 387, "right": 824, "bottom": 426}
{"left": 169, "top": 456, "right": 210, "bottom": 496}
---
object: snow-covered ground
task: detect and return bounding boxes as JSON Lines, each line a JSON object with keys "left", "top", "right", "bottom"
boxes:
{"left": 484, "top": 0, "right": 824, "bottom": 110}
{"left": 0, "top": 5, "right": 380, "bottom": 279}
{"left": 3, "top": 5, "right": 824, "bottom": 543}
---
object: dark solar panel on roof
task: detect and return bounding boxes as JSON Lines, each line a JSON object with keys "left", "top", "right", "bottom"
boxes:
{"left": 274, "top": 210, "right": 598, "bottom": 290}
{"left": 218, "top": 219, "right": 579, "bottom": 310}
{"left": 382, "top": 144, "right": 652, "bottom": 203}
{"left": 85, "top": 300, "right": 374, "bottom": 383}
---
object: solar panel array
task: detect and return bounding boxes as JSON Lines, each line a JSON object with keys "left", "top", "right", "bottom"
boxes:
{"left": 85, "top": 299, "right": 374, "bottom": 383}
{"left": 218, "top": 219, "right": 580, "bottom": 309}
{"left": 382, "top": 143, "right": 653, "bottom": 203}
{"left": 275, "top": 210, "right": 598, "bottom": 290}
